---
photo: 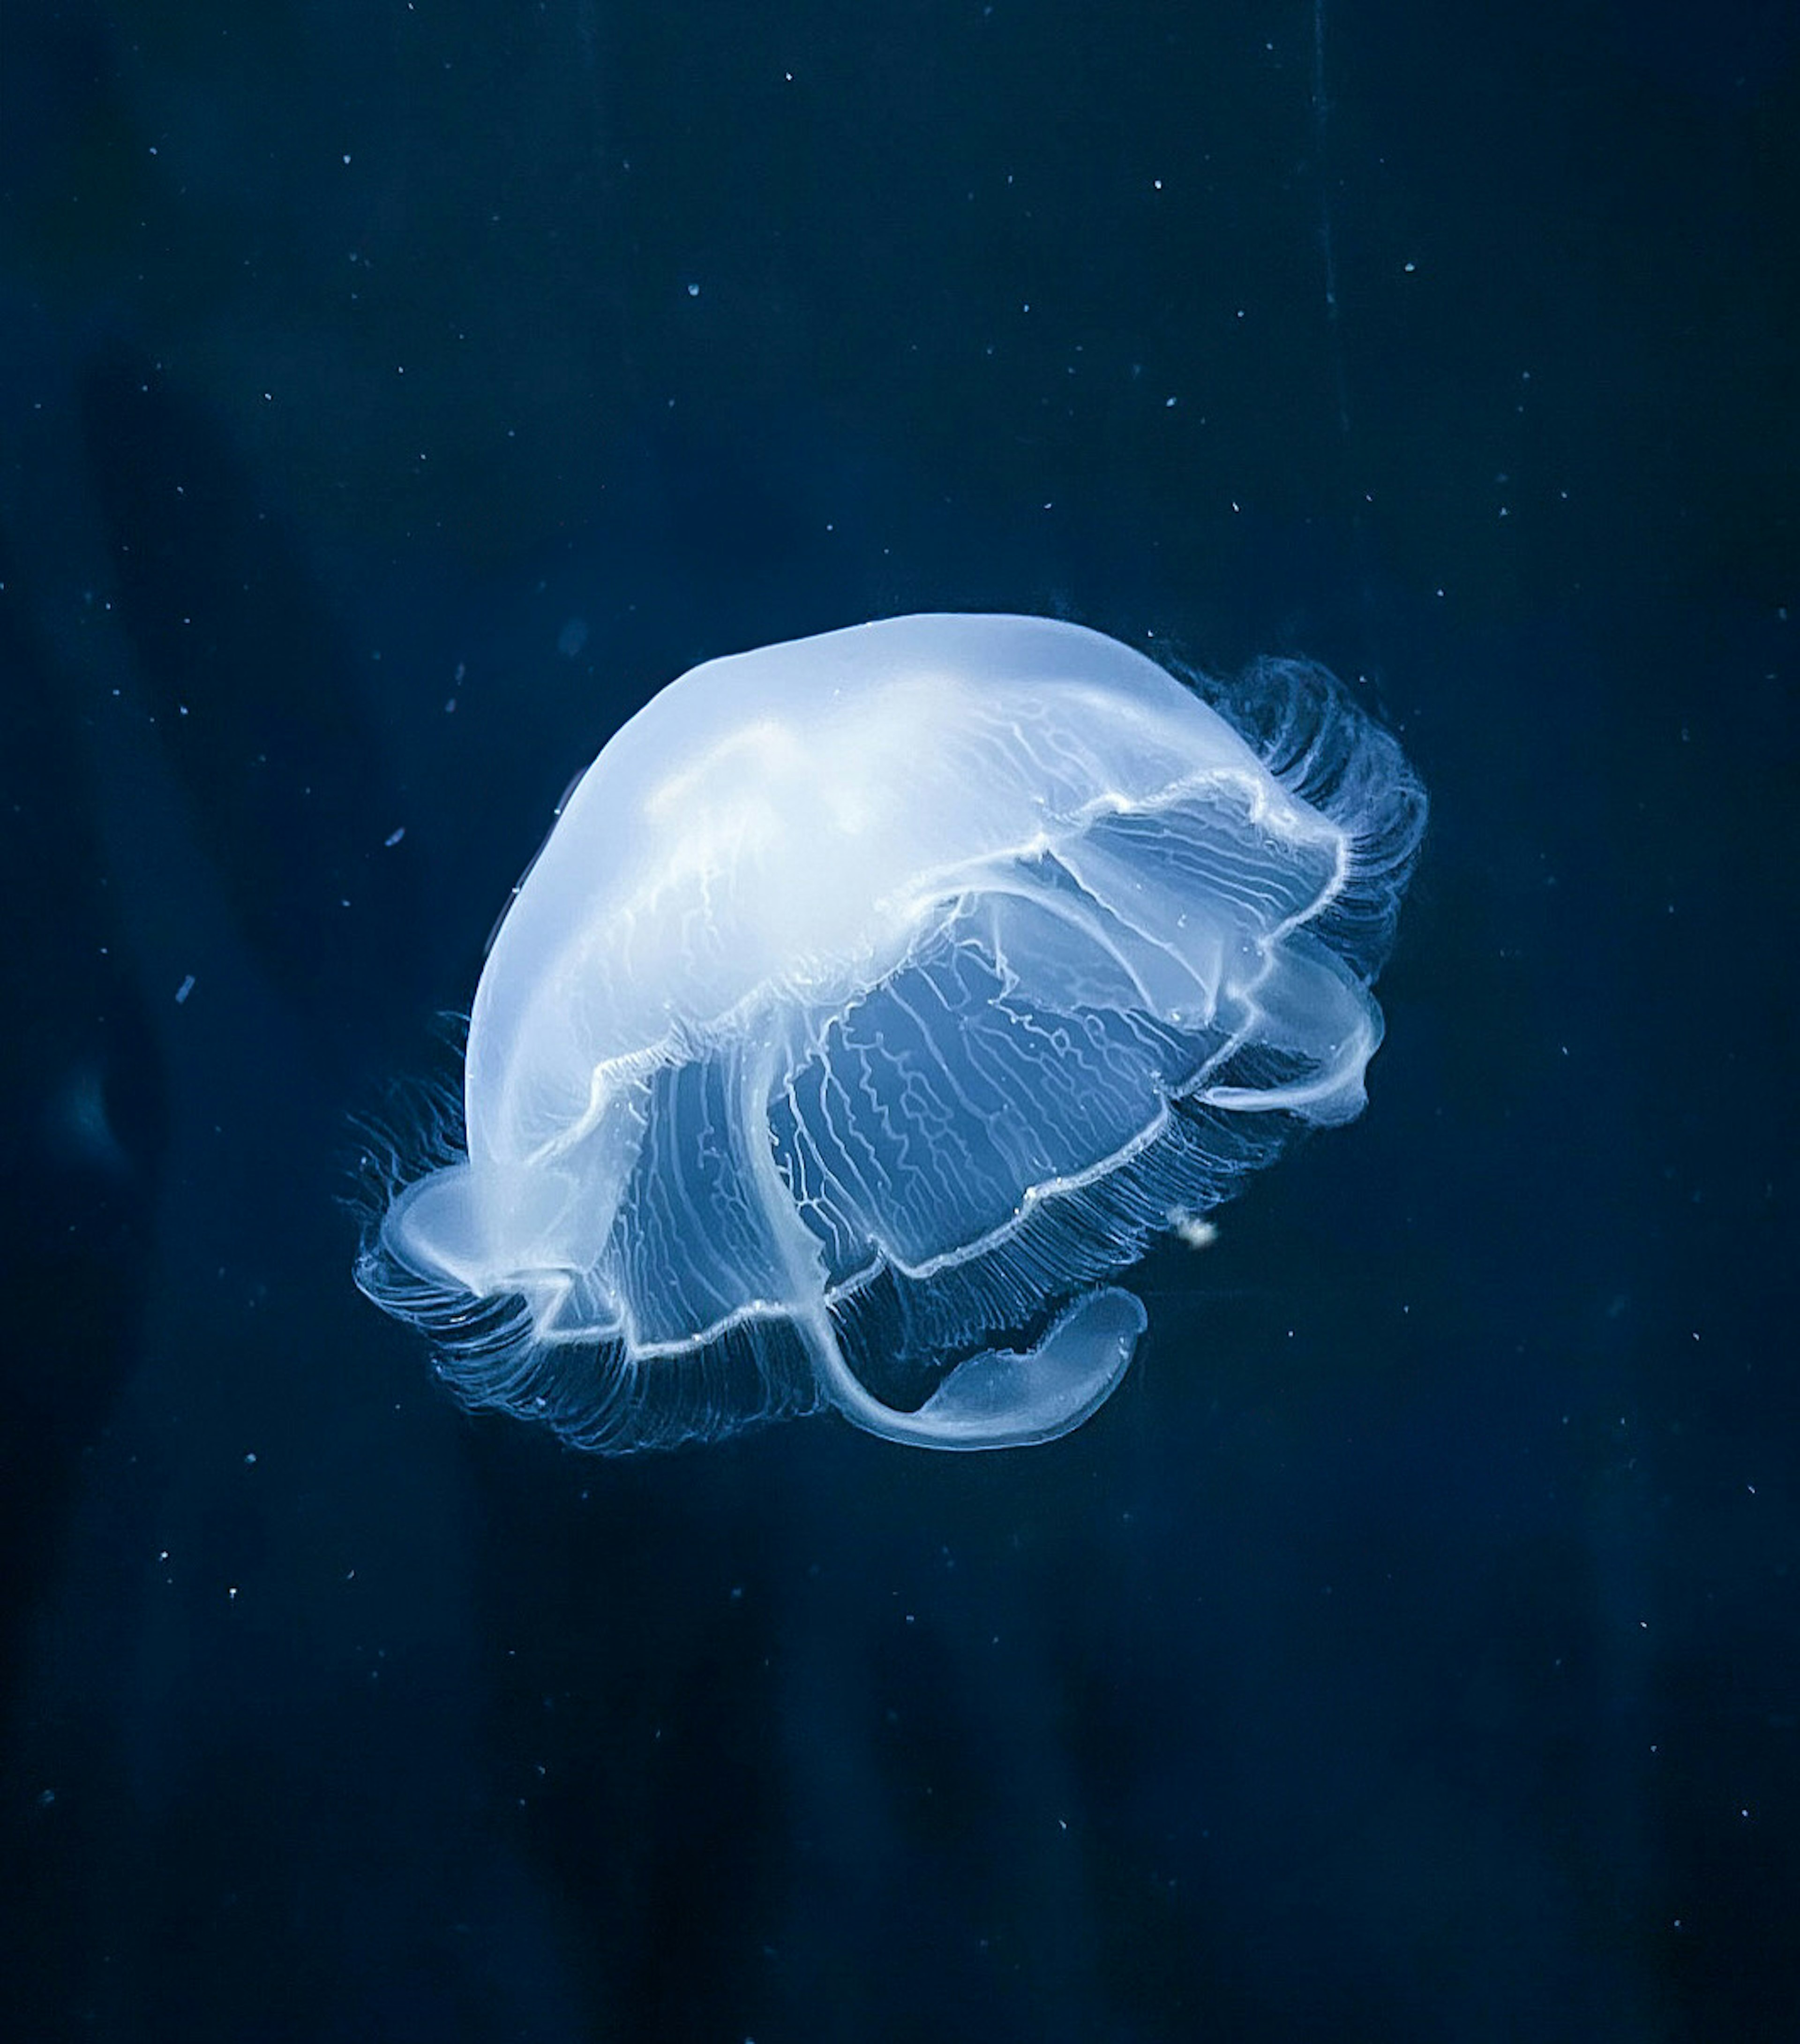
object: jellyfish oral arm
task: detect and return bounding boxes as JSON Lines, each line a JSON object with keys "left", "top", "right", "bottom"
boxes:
{"left": 795, "top": 1287, "right": 1146, "bottom": 1453}
{"left": 895, "top": 1285, "right": 1147, "bottom": 1450}
{"left": 737, "top": 1042, "right": 1144, "bottom": 1450}
{"left": 1199, "top": 936, "right": 1381, "bottom": 1125}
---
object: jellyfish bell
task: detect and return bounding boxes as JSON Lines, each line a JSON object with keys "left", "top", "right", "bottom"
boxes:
{"left": 357, "top": 614, "right": 1425, "bottom": 1453}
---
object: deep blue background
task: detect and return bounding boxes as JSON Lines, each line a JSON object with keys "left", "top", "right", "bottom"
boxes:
{"left": 1, "top": 3, "right": 1794, "bottom": 2039}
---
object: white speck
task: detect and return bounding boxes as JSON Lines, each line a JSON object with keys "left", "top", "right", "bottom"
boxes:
{"left": 174, "top": 973, "right": 195, "bottom": 1004}
{"left": 1168, "top": 1210, "right": 1218, "bottom": 1251}
{"left": 383, "top": 827, "right": 405, "bottom": 848}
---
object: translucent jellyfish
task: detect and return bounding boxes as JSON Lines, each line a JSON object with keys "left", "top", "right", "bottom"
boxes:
{"left": 356, "top": 615, "right": 1425, "bottom": 1452}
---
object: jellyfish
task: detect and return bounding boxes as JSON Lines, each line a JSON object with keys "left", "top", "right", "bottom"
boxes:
{"left": 356, "top": 614, "right": 1425, "bottom": 1452}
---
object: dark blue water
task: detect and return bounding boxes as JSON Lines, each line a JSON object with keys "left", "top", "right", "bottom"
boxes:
{"left": 2, "top": 3, "right": 1794, "bottom": 2038}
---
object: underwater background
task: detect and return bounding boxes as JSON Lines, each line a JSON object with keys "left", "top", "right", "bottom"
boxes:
{"left": 1, "top": 2, "right": 1794, "bottom": 2038}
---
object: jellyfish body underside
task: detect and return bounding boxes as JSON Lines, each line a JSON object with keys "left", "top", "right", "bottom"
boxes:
{"left": 359, "top": 615, "right": 1424, "bottom": 1453}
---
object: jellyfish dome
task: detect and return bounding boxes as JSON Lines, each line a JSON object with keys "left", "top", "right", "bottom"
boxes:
{"left": 356, "top": 614, "right": 1425, "bottom": 1452}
